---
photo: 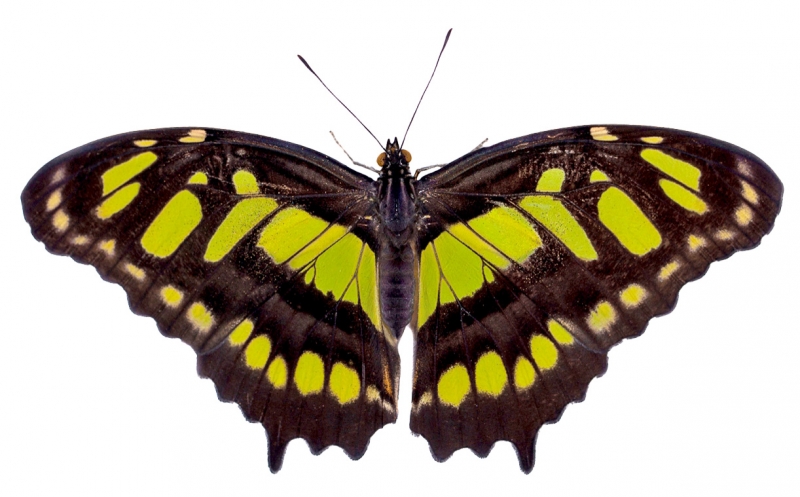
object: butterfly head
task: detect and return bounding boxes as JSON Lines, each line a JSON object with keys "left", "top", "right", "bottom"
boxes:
{"left": 377, "top": 138, "right": 412, "bottom": 174}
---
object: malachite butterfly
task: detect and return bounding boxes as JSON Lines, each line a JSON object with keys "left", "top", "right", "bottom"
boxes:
{"left": 21, "top": 36, "right": 782, "bottom": 473}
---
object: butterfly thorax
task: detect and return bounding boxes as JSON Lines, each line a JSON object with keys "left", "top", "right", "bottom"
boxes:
{"left": 375, "top": 138, "right": 418, "bottom": 338}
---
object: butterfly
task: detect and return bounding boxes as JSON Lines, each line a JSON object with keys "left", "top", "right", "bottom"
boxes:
{"left": 20, "top": 36, "right": 783, "bottom": 473}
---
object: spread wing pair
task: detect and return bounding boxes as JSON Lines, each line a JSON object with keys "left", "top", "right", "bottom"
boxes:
{"left": 21, "top": 125, "right": 782, "bottom": 472}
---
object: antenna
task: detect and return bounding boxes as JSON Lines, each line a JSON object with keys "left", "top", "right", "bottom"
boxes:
{"left": 297, "top": 55, "right": 385, "bottom": 151}
{"left": 400, "top": 28, "right": 452, "bottom": 149}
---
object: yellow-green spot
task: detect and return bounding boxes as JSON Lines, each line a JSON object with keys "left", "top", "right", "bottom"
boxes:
{"left": 589, "top": 170, "right": 610, "bottom": 183}
{"left": 294, "top": 351, "right": 324, "bottom": 395}
{"left": 329, "top": 363, "right": 361, "bottom": 404}
{"left": 267, "top": 356, "right": 288, "bottom": 388}
{"left": 187, "top": 172, "right": 208, "bottom": 185}
{"left": 232, "top": 170, "right": 259, "bottom": 194}
{"left": 141, "top": 190, "right": 203, "bottom": 258}
{"left": 134, "top": 139, "right": 157, "bottom": 147}
{"left": 659, "top": 179, "right": 708, "bottom": 214}
{"left": 483, "top": 265, "right": 495, "bottom": 283}
{"left": 466, "top": 206, "right": 542, "bottom": 264}
{"left": 52, "top": 209, "right": 69, "bottom": 232}
{"left": 95, "top": 182, "right": 140, "bottom": 220}
{"left": 244, "top": 335, "right": 272, "bottom": 370}
{"left": 204, "top": 197, "right": 278, "bottom": 262}
{"left": 598, "top": 187, "right": 662, "bottom": 256}
{"left": 641, "top": 148, "right": 701, "bottom": 191}
{"left": 641, "top": 136, "right": 664, "bottom": 144}
{"left": 548, "top": 319, "right": 574, "bottom": 345}
{"left": 314, "top": 233, "right": 362, "bottom": 300}
{"left": 530, "top": 335, "right": 558, "bottom": 370}
{"left": 258, "top": 207, "right": 337, "bottom": 267}
{"left": 475, "top": 351, "right": 508, "bottom": 396}
{"left": 228, "top": 319, "right": 254, "bottom": 346}
{"left": 304, "top": 267, "right": 315, "bottom": 285}
{"left": 520, "top": 196, "right": 598, "bottom": 261}
{"left": 160, "top": 285, "right": 183, "bottom": 307}
{"left": 433, "top": 231, "right": 485, "bottom": 305}
{"left": 417, "top": 243, "right": 440, "bottom": 328}
{"left": 356, "top": 246, "right": 381, "bottom": 329}
{"left": 101, "top": 151, "right": 157, "bottom": 196}
{"left": 536, "top": 168, "right": 565, "bottom": 193}
{"left": 513, "top": 357, "right": 536, "bottom": 389}
{"left": 187, "top": 302, "right": 214, "bottom": 333}
{"left": 736, "top": 205, "right": 754, "bottom": 226}
{"left": 658, "top": 260, "right": 680, "bottom": 281}
{"left": 587, "top": 301, "right": 616, "bottom": 333}
{"left": 620, "top": 284, "right": 647, "bottom": 308}
{"left": 437, "top": 364, "right": 471, "bottom": 407}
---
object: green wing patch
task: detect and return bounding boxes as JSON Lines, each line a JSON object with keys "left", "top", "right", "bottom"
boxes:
{"left": 412, "top": 125, "right": 782, "bottom": 471}
{"left": 21, "top": 128, "right": 399, "bottom": 472}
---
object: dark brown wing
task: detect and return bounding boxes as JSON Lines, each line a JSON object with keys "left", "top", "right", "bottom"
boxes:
{"left": 411, "top": 125, "right": 782, "bottom": 471}
{"left": 21, "top": 127, "right": 398, "bottom": 472}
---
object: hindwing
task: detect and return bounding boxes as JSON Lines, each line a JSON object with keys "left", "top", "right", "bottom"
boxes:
{"left": 21, "top": 128, "right": 399, "bottom": 471}
{"left": 411, "top": 125, "right": 782, "bottom": 471}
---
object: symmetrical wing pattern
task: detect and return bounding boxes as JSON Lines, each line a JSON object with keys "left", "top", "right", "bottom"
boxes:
{"left": 411, "top": 125, "right": 782, "bottom": 471}
{"left": 21, "top": 128, "right": 399, "bottom": 471}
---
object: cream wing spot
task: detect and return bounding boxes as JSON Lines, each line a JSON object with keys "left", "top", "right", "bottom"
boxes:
{"left": 179, "top": 129, "right": 207, "bottom": 143}
{"left": 98, "top": 239, "right": 116, "bottom": 257}
{"left": 412, "top": 391, "right": 433, "bottom": 411}
{"left": 741, "top": 181, "right": 759, "bottom": 205}
{"left": 735, "top": 204, "right": 754, "bottom": 226}
{"left": 186, "top": 302, "right": 214, "bottom": 333}
{"left": 124, "top": 263, "right": 146, "bottom": 281}
{"left": 70, "top": 235, "right": 90, "bottom": 246}
{"left": 658, "top": 260, "right": 681, "bottom": 282}
{"left": 590, "top": 126, "right": 618, "bottom": 141}
{"left": 715, "top": 229, "right": 735, "bottom": 241}
{"left": 52, "top": 209, "right": 69, "bottom": 232}
{"left": 688, "top": 234, "right": 707, "bottom": 252}
{"left": 46, "top": 189, "right": 62, "bottom": 211}
{"left": 51, "top": 168, "right": 66, "bottom": 184}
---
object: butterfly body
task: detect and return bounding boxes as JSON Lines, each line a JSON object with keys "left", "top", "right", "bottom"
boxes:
{"left": 374, "top": 138, "right": 418, "bottom": 338}
{"left": 22, "top": 124, "right": 782, "bottom": 473}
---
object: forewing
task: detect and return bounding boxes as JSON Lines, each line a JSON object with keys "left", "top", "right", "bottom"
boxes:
{"left": 21, "top": 128, "right": 399, "bottom": 472}
{"left": 412, "top": 125, "right": 782, "bottom": 471}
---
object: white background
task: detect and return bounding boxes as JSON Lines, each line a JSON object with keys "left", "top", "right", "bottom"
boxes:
{"left": 1, "top": 1, "right": 798, "bottom": 496}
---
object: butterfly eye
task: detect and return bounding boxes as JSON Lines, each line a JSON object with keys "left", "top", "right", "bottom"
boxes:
{"left": 377, "top": 152, "right": 387, "bottom": 167}
{"left": 401, "top": 149, "right": 412, "bottom": 163}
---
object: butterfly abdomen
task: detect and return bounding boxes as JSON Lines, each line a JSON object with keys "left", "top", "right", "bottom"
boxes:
{"left": 378, "top": 241, "right": 417, "bottom": 339}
